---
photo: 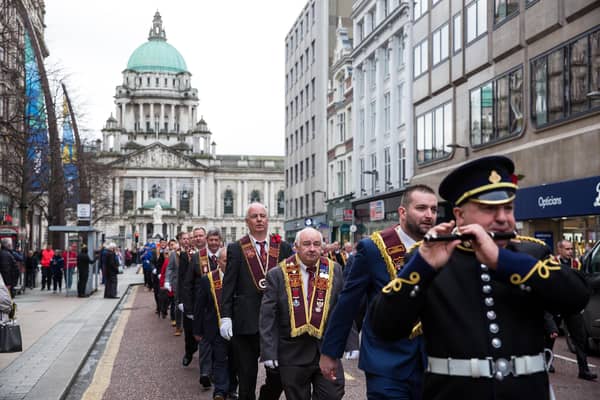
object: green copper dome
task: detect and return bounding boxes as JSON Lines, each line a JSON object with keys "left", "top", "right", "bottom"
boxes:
{"left": 126, "top": 11, "right": 188, "bottom": 73}
{"left": 142, "top": 198, "right": 173, "bottom": 210}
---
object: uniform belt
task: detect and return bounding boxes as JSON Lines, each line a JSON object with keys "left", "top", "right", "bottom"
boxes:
{"left": 427, "top": 353, "right": 547, "bottom": 380}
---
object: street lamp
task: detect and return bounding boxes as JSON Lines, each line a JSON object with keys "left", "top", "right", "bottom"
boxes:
{"left": 446, "top": 143, "right": 470, "bottom": 157}
{"left": 362, "top": 170, "right": 379, "bottom": 194}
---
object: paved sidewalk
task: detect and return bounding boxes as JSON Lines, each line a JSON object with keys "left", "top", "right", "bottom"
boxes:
{"left": 0, "top": 266, "right": 143, "bottom": 400}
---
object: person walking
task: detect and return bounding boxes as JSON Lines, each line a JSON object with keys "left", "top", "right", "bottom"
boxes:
{"left": 369, "top": 156, "right": 590, "bottom": 400}
{"left": 50, "top": 250, "right": 64, "bottom": 293}
{"left": 77, "top": 245, "right": 94, "bottom": 297}
{"left": 64, "top": 243, "right": 78, "bottom": 290}
{"left": 104, "top": 243, "right": 119, "bottom": 298}
{"left": 320, "top": 184, "right": 438, "bottom": 399}
{"left": 220, "top": 202, "right": 293, "bottom": 400}
{"left": 0, "top": 238, "right": 18, "bottom": 298}
{"left": 40, "top": 243, "right": 54, "bottom": 291}
{"left": 260, "top": 227, "right": 345, "bottom": 400}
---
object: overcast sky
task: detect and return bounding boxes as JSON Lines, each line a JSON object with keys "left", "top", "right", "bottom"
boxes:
{"left": 44, "top": 0, "right": 308, "bottom": 156}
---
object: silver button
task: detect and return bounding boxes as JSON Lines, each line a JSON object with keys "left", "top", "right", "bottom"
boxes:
{"left": 480, "top": 264, "right": 489, "bottom": 271}
{"left": 485, "top": 297, "right": 495, "bottom": 307}
{"left": 481, "top": 273, "right": 491, "bottom": 282}
{"left": 487, "top": 311, "right": 497, "bottom": 320}
{"left": 413, "top": 285, "right": 420, "bottom": 292}
{"left": 482, "top": 285, "right": 492, "bottom": 294}
{"left": 489, "top": 323, "right": 499, "bottom": 333}
{"left": 492, "top": 338, "right": 502, "bottom": 348}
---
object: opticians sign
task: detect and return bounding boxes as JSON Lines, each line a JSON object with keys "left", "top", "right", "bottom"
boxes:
{"left": 515, "top": 176, "right": 600, "bottom": 220}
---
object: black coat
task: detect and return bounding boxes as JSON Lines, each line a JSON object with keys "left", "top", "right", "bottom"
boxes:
{"left": 193, "top": 274, "right": 220, "bottom": 342}
{"left": 370, "top": 238, "right": 590, "bottom": 400}
{"left": 182, "top": 250, "right": 219, "bottom": 314}
{"left": 221, "top": 237, "right": 293, "bottom": 335}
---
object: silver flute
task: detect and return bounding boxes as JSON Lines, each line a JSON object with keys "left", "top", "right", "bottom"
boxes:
{"left": 423, "top": 231, "right": 517, "bottom": 243}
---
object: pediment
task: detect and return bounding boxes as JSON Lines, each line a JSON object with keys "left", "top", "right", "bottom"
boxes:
{"left": 110, "top": 143, "right": 203, "bottom": 170}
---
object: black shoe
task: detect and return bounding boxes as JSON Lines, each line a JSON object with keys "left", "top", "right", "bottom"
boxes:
{"left": 578, "top": 371, "right": 597, "bottom": 381}
{"left": 548, "top": 365, "right": 555, "bottom": 373}
{"left": 182, "top": 354, "right": 193, "bottom": 367}
{"left": 199, "top": 375, "right": 211, "bottom": 390}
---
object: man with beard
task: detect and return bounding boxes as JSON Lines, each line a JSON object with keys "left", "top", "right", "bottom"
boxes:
{"left": 319, "top": 184, "right": 437, "bottom": 399}
{"left": 220, "top": 202, "right": 293, "bottom": 400}
{"left": 369, "top": 156, "right": 590, "bottom": 399}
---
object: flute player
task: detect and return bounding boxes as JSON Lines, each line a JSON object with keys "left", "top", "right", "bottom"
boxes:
{"left": 369, "top": 155, "right": 590, "bottom": 400}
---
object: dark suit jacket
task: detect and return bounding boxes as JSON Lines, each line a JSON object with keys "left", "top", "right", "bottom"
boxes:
{"left": 221, "top": 236, "right": 293, "bottom": 335}
{"left": 259, "top": 260, "right": 344, "bottom": 366}
{"left": 193, "top": 274, "right": 219, "bottom": 342}
{"left": 182, "top": 250, "right": 219, "bottom": 313}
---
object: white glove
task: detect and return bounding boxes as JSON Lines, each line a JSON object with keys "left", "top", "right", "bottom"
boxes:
{"left": 164, "top": 282, "right": 171, "bottom": 291}
{"left": 219, "top": 317, "right": 233, "bottom": 341}
{"left": 178, "top": 303, "right": 184, "bottom": 312}
{"left": 344, "top": 350, "right": 359, "bottom": 360}
{"left": 152, "top": 268, "right": 157, "bottom": 274}
{"left": 158, "top": 274, "right": 161, "bottom": 279}
{"left": 186, "top": 314, "right": 194, "bottom": 320}
{"left": 264, "top": 360, "right": 279, "bottom": 369}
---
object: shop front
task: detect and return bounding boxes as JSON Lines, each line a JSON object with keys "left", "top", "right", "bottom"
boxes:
{"left": 515, "top": 176, "right": 600, "bottom": 255}
{"left": 284, "top": 213, "right": 329, "bottom": 244}
{"left": 326, "top": 194, "right": 354, "bottom": 244}
{"left": 351, "top": 189, "right": 408, "bottom": 239}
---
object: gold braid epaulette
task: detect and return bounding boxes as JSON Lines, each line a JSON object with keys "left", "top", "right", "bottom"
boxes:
{"left": 381, "top": 272, "right": 420, "bottom": 294}
{"left": 509, "top": 257, "right": 561, "bottom": 284}
{"left": 514, "top": 235, "right": 547, "bottom": 246}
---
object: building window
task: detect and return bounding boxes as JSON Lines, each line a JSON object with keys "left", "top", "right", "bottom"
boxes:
{"left": 384, "top": 47, "right": 391, "bottom": 77}
{"left": 531, "top": 28, "right": 600, "bottom": 128}
{"left": 369, "top": 153, "right": 377, "bottom": 193}
{"left": 432, "top": 23, "right": 449, "bottom": 66}
{"left": 384, "top": 92, "right": 391, "bottom": 132}
{"left": 397, "top": 83, "right": 405, "bottom": 125}
{"left": 311, "top": 116, "right": 316, "bottom": 138}
{"left": 494, "top": 0, "right": 519, "bottom": 25}
{"left": 413, "top": 39, "right": 428, "bottom": 78}
{"left": 359, "top": 108, "right": 365, "bottom": 145}
{"left": 300, "top": 161, "right": 304, "bottom": 181}
{"left": 369, "top": 58, "right": 377, "bottom": 90}
{"left": 337, "top": 113, "right": 346, "bottom": 142}
{"left": 277, "top": 191, "right": 285, "bottom": 215}
{"left": 311, "top": 154, "right": 316, "bottom": 177}
{"left": 414, "top": 0, "right": 428, "bottom": 20}
{"left": 384, "top": 147, "right": 391, "bottom": 190}
{"left": 398, "top": 142, "right": 406, "bottom": 187}
{"left": 359, "top": 158, "right": 365, "bottom": 194}
{"left": 123, "top": 191, "right": 134, "bottom": 212}
{"left": 250, "top": 190, "right": 261, "bottom": 203}
{"left": 311, "top": 78, "right": 316, "bottom": 100}
{"left": 453, "top": 13, "right": 462, "bottom": 53}
{"left": 179, "top": 188, "right": 190, "bottom": 214}
{"left": 337, "top": 160, "right": 346, "bottom": 196}
{"left": 466, "top": 0, "right": 487, "bottom": 44}
{"left": 470, "top": 67, "right": 523, "bottom": 146}
{"left": 224, "top": 190, "right": 234, "bottom": 215}
{"left": 417, "top": 102, "right": 453, "bottom": 163}
{"left": 306, "top": 157, "right": 309, "bottom": 178}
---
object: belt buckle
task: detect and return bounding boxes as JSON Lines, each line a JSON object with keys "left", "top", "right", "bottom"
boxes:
{"left": 489, "top": 357, "right": 514, "bottom": 381}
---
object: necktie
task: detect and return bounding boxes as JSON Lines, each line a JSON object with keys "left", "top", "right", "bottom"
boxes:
{"left": 258, "top": 241, "right": 267, "bottom": 266}
{"left": 211, "top": 255, "right": 217, "bottom": 267}
{"left": 306, "top": 265, "right": 316, "bottom": 303}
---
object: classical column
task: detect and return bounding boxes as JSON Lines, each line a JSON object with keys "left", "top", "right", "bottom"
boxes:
{"left": 215, "top": 179, "right": 221, "bottom": 217}
{"left": 188, "top": 105, "right": 193, "bottom": 128}
{"left": 143, "top": 178, "right": 148, "bottom": 203}
{"left": 160, "top": 103, "right": 165, "bottom": 133}
{"left": 150, "top": 103, "right": 155, "bottom": 137}
{"left": 170, "top": 104, "right": 175, "bottom": 132}
{"left": 263, "top": 180, "right": 269, "bottom": 213}
{"left": 166, "top": 178, "right": 171, "bottom": 205}
{"left": 243, "top": 180, "right": 248, "bottom": 213}
{"left": 120, "top": 103, "right": 125, "bottom": 127}
{"left": 193, "top": 178, "right": 199, "bottom": 217}
{"left": 270, "top": 181, "right": 276, "bottom": 217}
{"left": 136, "top": 177, "right": 142, "bottom": 209}
{"left": 114, "top": 177, "right": 120, "bottom": 216}
{"left": 139, "top": 103, "right": 144, "bottom": 132}
{"left": 171, "top": 178, "right": 177, "bottom": 210}
{"left": 200, "top": 177, "right": 206, "bottom": 216}
{"left": 237, "top": 180, "right": 242, "bottom": 217}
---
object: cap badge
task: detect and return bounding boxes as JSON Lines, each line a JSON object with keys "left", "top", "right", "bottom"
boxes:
{"left": 489, "top": 170, "right": 501, "bottom": 184}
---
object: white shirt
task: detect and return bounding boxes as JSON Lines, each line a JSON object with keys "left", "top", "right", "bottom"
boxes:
{"left": 396, "top": 225, "right": 417, "bottom": 249}
{"left": 249, "top": 234, "right": 269, "bottom": 257}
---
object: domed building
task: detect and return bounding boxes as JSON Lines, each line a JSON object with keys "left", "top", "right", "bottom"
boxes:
{"left": 95, "top": 12, "right": 285, "bottom": 245}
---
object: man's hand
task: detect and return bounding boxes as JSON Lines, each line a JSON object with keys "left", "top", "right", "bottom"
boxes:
{"left": 186, "top": 314, "right": 194, "bottom": 320}
{"left": 194, "top": 335, "right": 203, "bottom": 341}
{"left": 178, "top": 303, "right": 184, "bottom": 312}
{"left": 458, "top": 224, "right": 500, "bottom": 269}
{"left": 263, "top": 360, "right": 279, "bottom": 369}
{"left": 164, "top": 282, "right": 171, "bottom": 291}
{"left": 219, "top": 317, "right": 233, "bottom": 341}
{"left": 319, "top": 354, "right": 338, "bottom": 381}
{"left": 419, "top": 221, "right": 460, "bottom": 270}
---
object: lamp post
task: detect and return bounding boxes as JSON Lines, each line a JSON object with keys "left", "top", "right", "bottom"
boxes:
{"left": 361, "top": 170, "right": 379, "bottom": 194}
{"left": 446, "top": 143, "right": 470, "bottom": 157}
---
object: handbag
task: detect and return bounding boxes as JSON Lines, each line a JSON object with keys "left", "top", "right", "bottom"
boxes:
{"left": 0, "top": 319, "right": 22, "bottom": 353}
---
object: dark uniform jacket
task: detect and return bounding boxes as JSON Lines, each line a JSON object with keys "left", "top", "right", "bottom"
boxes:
{"left": 182, "top": 250, "right": 219, "bottom": 315}
{"left": 193, "top": 273, "right": 221, "bottom": 342}
{"left": 370, "top": 237, "right": 590, "bottom": 400}
{"left": 259, "top": 259, "right": 344, "bottom": 366}
{"left": 221, "top": 237, "right": 293, "bottom": 336}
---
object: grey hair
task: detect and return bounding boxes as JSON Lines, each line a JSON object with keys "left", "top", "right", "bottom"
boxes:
{"left": 216, "top": 247, "right": 226, "bottom": 259}
{"left": 206, "top": 227, "right": 222, "bottom": 239}
{"left": 107, "top": 242, "right": 117, "bottom": 250}
{"left": 1, "top": 237, "right": 12, "bottom": 248}
{"left": 294, "top": 227, "right": 323, "bottom": 246}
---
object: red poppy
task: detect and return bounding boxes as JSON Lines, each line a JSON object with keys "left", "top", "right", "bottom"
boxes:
{"left": 271, "top": 233, "right": 282, "bottom": 244}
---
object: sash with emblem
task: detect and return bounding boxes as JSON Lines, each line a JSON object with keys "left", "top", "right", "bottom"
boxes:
{"left": 371, "top": 225, "right": 407, "bottom": 280}
{"left": 207, "top": 269, "right": 223, "bottom": 326}
{"left": 196, "top": 247, "right": 210, "bottom": 275}
{"left": 281, "top": 255, "right": 334, "bottom": 339}
{"left": 240, "top": 234, "right": 281, "bottom": 291}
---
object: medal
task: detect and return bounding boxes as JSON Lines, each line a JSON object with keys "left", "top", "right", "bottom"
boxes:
{"left": 258, "top": 278, "right": 267, "bottom": 289}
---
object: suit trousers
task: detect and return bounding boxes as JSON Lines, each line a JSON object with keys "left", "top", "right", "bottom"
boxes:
{"left": 199, "top": 336, "right": 213, "bottom": 377}
{"left": 232, "top": 333, "right": 282, "bottom": 400}
{"left": 210, "top": 335, "right": 230, "bottom": 397}
{"left": 183, "top": 316, "right": 198, "bottom": 358}
{"left": 279, "top": 364, "right": 344, "bottom": 400}
{"left": 365, "top": 368, "right": 423, "bottom": 400}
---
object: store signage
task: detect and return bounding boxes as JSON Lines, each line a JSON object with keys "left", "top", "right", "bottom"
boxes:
{"left": 369, "top": 200, "right": 385, "bottom": 221}
{"left": 77, "top": 203, "right": 91, "bottom": 220}
{"left": 515, "top": 176, "right": 600, "bottom": 220}
{"left": 343, "top": 209, "right": 354, "bottom": 221}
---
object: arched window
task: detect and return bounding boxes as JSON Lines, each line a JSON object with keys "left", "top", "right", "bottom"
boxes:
{"left": 250, "top": 190, "right": 261, "bottom": 203}
{"left": 277, "top": 191, "right": 285, "bottom": 216}
{"left": 224, "top": 189, "right": 234, "bottom": 215}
